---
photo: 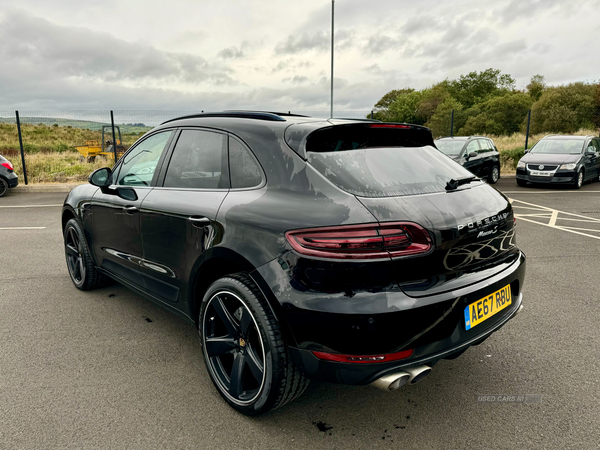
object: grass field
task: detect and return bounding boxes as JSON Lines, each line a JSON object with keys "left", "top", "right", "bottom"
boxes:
{"left": 1, "top": 123, "right": 597, "bottom": 183}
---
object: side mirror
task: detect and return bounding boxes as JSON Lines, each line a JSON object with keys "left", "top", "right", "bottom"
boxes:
{"left": 89, "top": 167, "right": 112, "bottom": 187}
{"left": 468, "top": 152, "right": 478, "bottom": 158}
{"left": 524, "top": 149, "right": 530, "bottom": 154}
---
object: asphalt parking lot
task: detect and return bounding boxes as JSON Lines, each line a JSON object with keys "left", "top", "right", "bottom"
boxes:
{"left": 1, "top": 178, "right": 599, "bottom": 450}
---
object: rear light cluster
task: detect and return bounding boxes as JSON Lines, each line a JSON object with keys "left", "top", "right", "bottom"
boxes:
{"left": 1, "top": 162, "right": 13, "bottom": 172}
{"left": 312, "top": 349, "right": 414, "bottom": 364}
{"left": 285, "top": 222, "right": 432, "bottom": 260}
{"left": 368, "top": 124, "right": 411, "bottom": 129}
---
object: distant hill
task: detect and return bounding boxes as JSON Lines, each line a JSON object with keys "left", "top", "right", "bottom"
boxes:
{"left": 0, "top": 116, "right": 151, "bottom": 134}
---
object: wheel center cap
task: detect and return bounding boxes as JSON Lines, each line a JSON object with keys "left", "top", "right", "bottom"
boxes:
{"left": 239, "top": 338, "right": 246, "bottom": 348}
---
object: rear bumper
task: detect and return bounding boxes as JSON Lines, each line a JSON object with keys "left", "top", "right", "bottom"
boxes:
{"left": 289, "top": 293, "right": 523, "bottom": 385}
{"left": 256, "top": 250, "right": 526, "bottom": 385}
{"left": 2, "top": 171, "right": 19, "bottom": 188}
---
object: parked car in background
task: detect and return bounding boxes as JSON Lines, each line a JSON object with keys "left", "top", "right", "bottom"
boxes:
{"left": 516, "top": 135, "right": 600, "bottom": 189}
{"left": 62, "top": 112, "right": 525, "bottom": 415}
{"left": 0, "top": 154, "right": 19, "bottom": 197}
{"left": 435, "top": 136, "right": 501, "bottom": 184}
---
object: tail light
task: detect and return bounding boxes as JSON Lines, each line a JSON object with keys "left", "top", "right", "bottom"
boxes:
{"left": 1, "top": 162, "right": 13, "bottom": 172}
{"left": 285, "top": 222, "right": 432, "bottom": 260}
{"left": 312, "top": 348, "right": 414, "bottom": 364}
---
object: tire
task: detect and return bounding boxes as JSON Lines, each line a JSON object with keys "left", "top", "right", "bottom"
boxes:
{"left": 516, "top": 179, "right": 527, "bottom": 187}
{"left": 0, "top": 178, "right": 8, "bottom": 197}
{"left": 488, "top": 165, "right": 500, "bottom": 184}
{"left": 64, "top": 218, "right": 106, "bottom": 290}
{"left": 573, "top": 170, "right": 584, "bottom": 190}
{"left": 199, "top": 274, "right": 309, "bottom": 416}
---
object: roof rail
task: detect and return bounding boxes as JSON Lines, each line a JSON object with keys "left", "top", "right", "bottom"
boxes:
{"left": 161, "top": 110, "right": 310, "bottom": 125}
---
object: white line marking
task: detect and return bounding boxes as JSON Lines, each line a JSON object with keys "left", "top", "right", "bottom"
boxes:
{"left": 502, "top": 191, "right": 600, "bottom": 194}
{"left": 548, "top": 210, "right": 559, "bottom": 227}
{"left": 516, "top": 217, "right": 600, "bottom": 241}
{"left": 510, "top": 197, "right": 600, "bottom": 241}
{"left": 0, "top": 204, "right": 62, "bottom": 208}
{"left": 0, "top": 227, "right": 47, "bottom": 230}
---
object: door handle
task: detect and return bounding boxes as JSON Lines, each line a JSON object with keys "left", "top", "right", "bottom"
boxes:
{"left": 123, "top": 206, "right": 139, "bottom": 213}
{"left": 188, "top": 216, "right": 211, "bottom": 227}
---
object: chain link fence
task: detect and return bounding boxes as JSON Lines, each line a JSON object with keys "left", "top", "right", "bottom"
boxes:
{"left": 0, "top": 109, "right": 597, "bottom": 184}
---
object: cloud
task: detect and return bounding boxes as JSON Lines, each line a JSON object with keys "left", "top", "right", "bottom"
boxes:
{"left": 282, "top": 76, "right": 309, "bottom": 84}
{"left": 274, "top": 29, "right": 355, "bottom": 55}
{"left": 0, "top": 9, "right": 236, "bottom": 85}
{"left": 218, "top": 46, "right": 245, "bottom": 59}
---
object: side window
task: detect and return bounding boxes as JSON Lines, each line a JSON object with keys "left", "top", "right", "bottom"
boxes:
{"left": 593, "top": 139, "right": 600, "bottom": 152}
{"left": 117, "top": 131, "right": 173, "bottom": 186}
{"left": 229, "top": 137, "right": 263, "bottom": 189}
{"left": 477, "top": 140, "right": 489, "bottom": 153}
{"left": 586, "top": 140, "right": 598, "bottom": 154}
{"left": 163, "top": 129, "right": 229, "bottom": 189}
{"left": 466, "top": 140, "right": 480, "bottom": 154}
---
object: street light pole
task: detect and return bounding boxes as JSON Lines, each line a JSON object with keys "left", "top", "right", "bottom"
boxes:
{"left": 330, "top": 0, "right": 334, "bottom": 119}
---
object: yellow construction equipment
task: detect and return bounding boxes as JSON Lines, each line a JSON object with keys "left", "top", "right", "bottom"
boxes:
{"left": 76, "top": 125, "right": 127, "bottom": 162}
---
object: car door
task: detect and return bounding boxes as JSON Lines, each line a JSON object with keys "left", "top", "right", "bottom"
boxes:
{"left": 138, "top": 128, "right": 230, "bottom": 313}
{"left": 462, "top": 139, "right": 482, "bottom": 176}
{"left": 590, "top": 138, "right": 600, "bottom": 179}
{"left": 583, "top": 139, "right": 598, "bottom": 180}
{"left": 90, "top": 130, "right": 175, "bottom": 289}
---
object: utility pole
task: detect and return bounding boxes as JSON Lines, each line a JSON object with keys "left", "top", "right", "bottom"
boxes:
{"left": 330, "top": 0, "right": 334, "bottom": 118}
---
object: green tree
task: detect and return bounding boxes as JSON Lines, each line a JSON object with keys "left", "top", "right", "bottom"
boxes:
{"left": 526, "top": 75, "right": 546, "bottom": 101}
{"left": 386, "top": 89, "right": 430, "bottom": 124}
{"left": 447, "top": 68, "right": 515, "bottom": 108}
{"left": 371, "top": 88, "right": 415, "bottom": 121}
{"left": 459, "top": 93, "right": 533, "bottom": 135}
{"left": 425, "top": 97, "right": 463, "bottom": 137}
{"left": 530, "top": 82, "right": 596, "bottom": 134}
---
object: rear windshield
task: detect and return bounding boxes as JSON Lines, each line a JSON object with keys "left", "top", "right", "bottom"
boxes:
{"left": 436, "top": 140, "right": 465, "bottom": 156}
{"left": 531, "top": 139, "right": 584, "bottom": 154}
{"left": 308, "top": 146, "right": 476, "bottom": 197}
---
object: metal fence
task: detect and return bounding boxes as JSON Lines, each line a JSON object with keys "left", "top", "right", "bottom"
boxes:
{"left": 0, "top": 109, "right": 597, "bottom": 184}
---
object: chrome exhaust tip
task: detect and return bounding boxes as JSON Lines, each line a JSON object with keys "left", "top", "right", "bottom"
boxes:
{"left": 405, "top": 365, "right": 432, "bottom": 385}
{"left": 370, "top": 372, "right": 411, "bottom": 391}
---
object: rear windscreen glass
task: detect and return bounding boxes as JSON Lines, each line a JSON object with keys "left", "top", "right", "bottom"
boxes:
{"left": 308, "top": 146, "right": 476, "bottom": 197}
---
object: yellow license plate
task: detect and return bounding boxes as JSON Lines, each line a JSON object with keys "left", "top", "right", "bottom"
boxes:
{"left": 464, "top": 284, "right": 512, "bottom": 330}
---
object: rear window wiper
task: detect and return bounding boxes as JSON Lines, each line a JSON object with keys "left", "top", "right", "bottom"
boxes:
{"left": 446, "top": 176, "right": 478, "bottom": 191}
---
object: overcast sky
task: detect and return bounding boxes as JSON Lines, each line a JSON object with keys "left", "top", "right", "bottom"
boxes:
{"left": 1, "top": 0, "right": 599, "bottom": 113}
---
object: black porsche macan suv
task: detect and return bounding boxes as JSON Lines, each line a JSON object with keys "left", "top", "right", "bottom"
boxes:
{"left": 62, "top": 112, "right": 525, "bottom": 415}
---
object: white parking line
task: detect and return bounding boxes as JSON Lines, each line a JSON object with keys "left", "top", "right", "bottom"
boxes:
{"left": 0, "top": 227, "right": 47, "bottom": 230}
{"left": 0, "top": 204, "right": 62, "bottom": 208}
{"left": 503, "top": 191, "right": 600, "bottom": 194}
{"left": 509, "top": 198, "right": 600, "bottom": 240}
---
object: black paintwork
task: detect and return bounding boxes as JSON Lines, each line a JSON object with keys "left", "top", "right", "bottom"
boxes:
{"left": 62, "top": 113, "right": 525, "bottom": 385}
{"left": 516, "top": 135, "right": 600, "bottom": 185}
{"left": 435, "top": 136, "right": 501, "bottom": 179}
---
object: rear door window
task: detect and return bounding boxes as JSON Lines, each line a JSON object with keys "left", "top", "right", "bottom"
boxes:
{"left": 307, "top": 127, "right": 476, "bottom": 198}
{"left": 163, "top": 129, "right": 229, "bottom": 189}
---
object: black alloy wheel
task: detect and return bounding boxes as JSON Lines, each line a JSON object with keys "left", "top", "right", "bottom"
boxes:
{"left": 488, "top": 165, "right": 500, "bottom": 184}
{"left": 0, "top": 178, "right": 8, "bottom": 197}
{"left": 200, "top": 275, "right": 309, "bottom": 415}
{"left": 64, "top": 218, "right": 106, "bottom": 290}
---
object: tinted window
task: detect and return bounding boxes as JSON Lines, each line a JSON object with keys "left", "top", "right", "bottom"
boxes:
{"left": 308, "top": 146, "right": 477, "bottom": 198}
{"left": 229, "top": 138, "right": 263, "bottom": 188}
{"left": 117, "top": 131, "right": 172, "bottom": 186}
{"left": 593, "top": 139, "right": 600, "bottom": 152}
{"left": 164, "top": 130, "right": 228, "bottom": 189}
{"left": 531, "top": 139, "right": 584, "bottom": 154}
{"left": 436, "top": 140, "right": 465, "bottom": 157}
{"left": 466, "top": 140, "right": 480, "bottom": 153}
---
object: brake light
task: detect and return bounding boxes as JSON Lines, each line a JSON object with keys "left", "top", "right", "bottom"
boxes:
{"left": 369, "top": 124, "right": 411, "bottom": 129}
{"left": 285, "top": 222, "right": 432, "bottom": 260}
{"left": 312, "top": 348, "right": 414, "bottom": 364}
{"left": 1, "top": 162, "right": 13, "bottom": 171}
